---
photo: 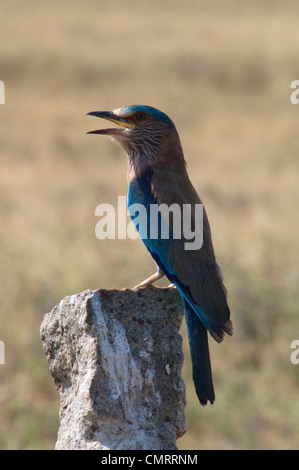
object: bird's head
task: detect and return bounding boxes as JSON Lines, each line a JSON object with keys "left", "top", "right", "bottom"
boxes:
{"left": 86, "top": 105, "right": 184, "bottom": 177}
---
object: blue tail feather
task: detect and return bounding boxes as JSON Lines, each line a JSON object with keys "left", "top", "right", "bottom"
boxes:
{"left": 184, "top": 299, "right": 215, "bottom": 405}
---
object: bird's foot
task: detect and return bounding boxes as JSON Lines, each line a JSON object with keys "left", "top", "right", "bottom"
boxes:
{"left": 132, "top": 271, "right": 165, "bottom": 290}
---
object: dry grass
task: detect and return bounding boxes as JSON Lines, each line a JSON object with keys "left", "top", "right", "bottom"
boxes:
{"left": 0, "top": 0, "right": 299, "bottom": 449}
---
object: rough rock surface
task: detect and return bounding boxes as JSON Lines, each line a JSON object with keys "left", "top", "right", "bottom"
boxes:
{"left": 41, "top": 286, "right": 186, "bottom": 450}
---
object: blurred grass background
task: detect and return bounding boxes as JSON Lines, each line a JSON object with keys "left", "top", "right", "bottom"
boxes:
{"left": 1, "top": 0, "right": 299, "bottom": 450}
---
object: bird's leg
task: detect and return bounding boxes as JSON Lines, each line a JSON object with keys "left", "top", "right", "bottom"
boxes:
{"left": 132, "top": 271, "right": 164, "bottom": 289}
{"left": 133, "top": 265, "right": 165, "bottom": 290}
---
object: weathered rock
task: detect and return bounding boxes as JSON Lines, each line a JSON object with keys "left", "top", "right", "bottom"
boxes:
{"left": 40, "top": 286, "right": 186, "bottom": 450}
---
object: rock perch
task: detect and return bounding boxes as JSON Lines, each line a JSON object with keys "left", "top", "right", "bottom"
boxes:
{"left": 40, "top": 286, "right": 186, "bottom": 450}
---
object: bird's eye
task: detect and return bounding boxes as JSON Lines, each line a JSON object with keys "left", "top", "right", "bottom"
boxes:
{"left": 135, "top": 112, "right": 146, "bottom": 122}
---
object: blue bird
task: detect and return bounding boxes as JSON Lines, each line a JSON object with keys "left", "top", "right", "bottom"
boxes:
{"left": 87, "top": 105, "right": 232, "bottom": 405}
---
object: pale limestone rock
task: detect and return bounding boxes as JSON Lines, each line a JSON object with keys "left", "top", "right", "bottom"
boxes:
{"left": 41, "top": 286, "right": 186, "bottom": 450}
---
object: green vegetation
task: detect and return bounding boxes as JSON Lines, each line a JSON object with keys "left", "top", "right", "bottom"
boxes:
{"left": 0, "top": 0, "right": 299, "bottom": 449}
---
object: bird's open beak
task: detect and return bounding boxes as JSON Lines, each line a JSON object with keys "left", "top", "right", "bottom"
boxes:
{"left": 86, "top": 111, "right": 133, "bottom": 135}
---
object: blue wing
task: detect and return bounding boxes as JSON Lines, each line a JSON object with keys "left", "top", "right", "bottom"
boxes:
{"left": 128, "top": 171, "right": 231, "bottom": 339}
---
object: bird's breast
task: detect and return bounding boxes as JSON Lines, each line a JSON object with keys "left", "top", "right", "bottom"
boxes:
{"left": 127, "top": 169, "right": 155, "bottom": 210}
{"left": 127, "top": 169, "right": 166, "bottom": 252}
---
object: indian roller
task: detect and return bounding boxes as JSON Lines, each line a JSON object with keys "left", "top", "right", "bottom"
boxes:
{"left": 87, "top": 105, "right": 232, "bottom": 405}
